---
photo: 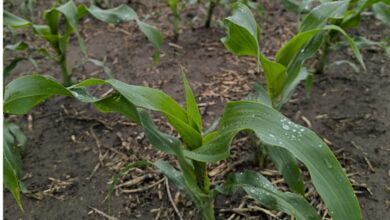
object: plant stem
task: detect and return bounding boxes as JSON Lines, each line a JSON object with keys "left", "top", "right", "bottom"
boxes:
{"left": 173, "top": 13, "right": 180, "bottom": 41}
{"left": 59, "top": 55, "right": 72, "bottom": 86}
{"left": 200, "top": 200, "right": 215, "bottom": 220}
{"left": 193, "top": 161, "right": 210, "bottom": 193}
{"left": 205, "top": 0, "right": 217, "bottom": 28}
{"left": 315, "top": 41, "right": 330, "bottom": 74}
{"left": 257, "top": 143, "right": 267, "bottom": 169}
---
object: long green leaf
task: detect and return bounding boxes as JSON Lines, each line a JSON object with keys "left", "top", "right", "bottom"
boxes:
{"left": 3, "top": 10, "right": 31, "bottom": 27}
{"left": 3, "top": 122, "right": 27, "bottom": 210}
{"left": 139, "top": 111, "right": 208, "bottom": 201}
{"left": 182, "top": 72, "right": 202, "bottom": 133}
{"left": 265, "top": 145, "right": 305, "bottom": 195}
{"left": 86, "top": 4, "right": 138, "bottom": 23}
{"left": 221, "top": 3, "right": 260, "bottom": 57}
{"left": 259, "top": 54, "right": 287, "bottom": 100}
{"left": 299, "top": 1, "right": 348, "bottom": 32}
{"left": 83, "top": 4, "right": 162, "bottom": 62}
{"left": 185, "top": 101, "right": 362, "bottom": 220}
{"left": 137, "top": 21, "right": 163, "bottom": 63}
{"left": 4, "top": 75, "right": 72, "bottom": 114}
{"left": 218, "top": 170, "right": 320, "bottom": 220}
{"left": 4, "top": 75, "right": 201, "bottom": 149}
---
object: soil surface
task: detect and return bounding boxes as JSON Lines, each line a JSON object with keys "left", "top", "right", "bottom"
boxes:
{"left": 3, "top": 0, "right": 390, "bottom": 219}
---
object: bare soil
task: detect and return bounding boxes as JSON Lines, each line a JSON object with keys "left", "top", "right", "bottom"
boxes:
{"left": 3, "top": 0, "right": 390, "bottom": 219}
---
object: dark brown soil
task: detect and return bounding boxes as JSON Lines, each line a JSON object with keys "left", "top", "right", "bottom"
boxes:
{"left": 3, "top": 0, "right": 390, "bottom": 220}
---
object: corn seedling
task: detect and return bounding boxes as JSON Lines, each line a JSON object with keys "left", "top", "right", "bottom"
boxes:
{"left": 3, "top": 121, "right": 28, "bottom": 211}
{"left": 4, "top": 71, "right": 361, "bottom": 219}
{"left": 3, "top": 0, "right": 162, "bottom": 85}
{"left": 3, "top": 41, "right": 42, "bottom": 78}
{"left": 165, "top": 0, "right": 182, "bottom": 40}
{"left": 297, "top": 0, "right": 390, "bottom": 73}
{"left": 206, "top": 0, "right": 265, "bottom": 28}
{"left": 221, "top": 2, "right": 365, "bottom": 197}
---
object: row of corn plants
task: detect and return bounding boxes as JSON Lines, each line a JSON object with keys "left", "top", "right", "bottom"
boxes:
{"left": 4, "top": 72, "right": 361, "bottom": 219}
{"left": 284, "top": 0, "right": 389, "bottom": 72}
{"left": 4, "top": 0, "right": 163, "bottom": 85}
{"left": 3, "top": 1, "right": 377, "bottom": 219}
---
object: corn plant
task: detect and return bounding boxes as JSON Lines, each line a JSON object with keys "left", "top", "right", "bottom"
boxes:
{"left": 223, "top": 2, "right": 364, "bottom": 108}
{"left": 3, "top": 0, "right": 162, "bottom": 85}
{"left": 4, "top": 72, "right": 361, "bottom": 219}
{"left": 221, "top": 2, "right": 365, "bottom": 199}
{"left": 165, "top": 0, "right": 181, "bottom": 39}
{"left": 360, "top": 1, "right": 390, "bottom": 57}
{"left": 3, "top": 121, "right": 27, "bottom": 210}
{"left": 205, "top": 0, "right": 265, "bottom": 27}
{"left": 296, "top": 0, "right": 390, "bottom": 73}
{"left": 3, "top": 41, "right": 42, "bottom": 78}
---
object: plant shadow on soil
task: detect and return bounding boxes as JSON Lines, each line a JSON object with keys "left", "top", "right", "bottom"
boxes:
{"left": 3, "top": 0, "right": 390, "bottom": 219}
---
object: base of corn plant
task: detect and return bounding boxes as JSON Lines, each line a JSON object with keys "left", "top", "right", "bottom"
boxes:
{"left": 200, "top": 200, "right": 215, "bottom": 220}
{"left": 59, "top": 59, "right": 72, "bottom": 86}
{"left": 205, "top": 1, "right": 217, "bottom": 28}
{"left": 257, "top": 143, "right": 267, "bottom": 169}
{"left": 315, "top": 43, "right": 330, "bottom": 74}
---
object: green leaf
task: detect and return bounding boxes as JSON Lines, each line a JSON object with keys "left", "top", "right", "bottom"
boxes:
{"left": 3, "top": 122, "right": 27, "bottom": 210}
{"left": 280, "top": 66, "right": 310, "bottom": 106}
{"left": 328, "top": 60, "right": 360, "bottom": 73}
{"left": 4, "top": 75, "right": 72, "bottom": 115}
{"left": 221, "top": 2, "right": 260, "bottom": 58}
{"left": 107, "top": 79, "right": 202, "bottom": 148}
{"left": 182, "top": 72, "right": 202, "bottom": 133}
{"left": 4, "top": 41, "right": 29, "bottom": 51}
{"left": 56, "top": 0, "right": 88, "bottom": 57}
{"left": 259, "top": 54, "right": 288, "bottom": 101}
{"left": 86, "top": 4, "right": 138, "bottom": 24}
{"left": 84, "top": 4, "right": 162, "bottom": 63}
{"left": 372, "top": 2, "right": 390, "bottom": 27}
{"left": 136, "top": 21, "right": 163, "bottom": 63}
{"left": 94, "top": 93, "right": 140, "bottom": 124}
{"left": 265, "top": 145, "right": 305, "bottom": 195}
{"left": 244, "top": 83, "right": 272, "bottom": 107}
{"left": 139, "top": 111, "right": 207, "bottom": 200}
{"left": 4, "top": 75, "right": 201, "bottom": 149}
{"left": 299, "top": 1, "right": 348, "bottom": 32}
{"left": 282, "top": 0, "right": 313, "bottom": 13}
{"left": 185, "top": 101, "right": 362, "bottom": 220}
{"left": 324, "top": 25, "right": 366, "bottom": 72}
{"left": 154, "top": 160, "right": 201, "bottom": 204}
{"left": 3, "top": 10, "right": 31, "bottom": 28}
{"left": 304, "top": 72, "right": 314, "bottom": 97}
{"left": 4, "top": 58, "right": 26, "bottom": 78}
{"left": 275, "top": 29, "right": 322, "bottom": 67}
{"left": 218, "top": 170, "right": 320, "bottom": 220}
{"left": 88, "top": 58, "right": 113, "bottom": 79}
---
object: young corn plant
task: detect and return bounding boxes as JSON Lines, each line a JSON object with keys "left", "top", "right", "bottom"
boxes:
{"left": 205, "top": 0, "right": 265, "bottom": 27}
{"left": 221, "top": 2, "right": 364, "bottom": 196}
{"left": 3, "top": 121, "right": 28, "bottom": 211}
{"left": 5, "top": 72, "right": 361, "bottom": 219}
{"left": 165, "top": 0, "right": 182, "bottom": 40}
{"left": 3, "top": 0, "right": 162, "bottom": 85}
{"left": 297, "top": 0, "right": 387, "bottom": 73}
